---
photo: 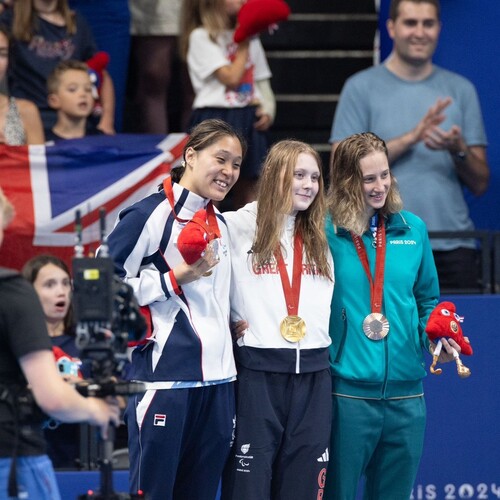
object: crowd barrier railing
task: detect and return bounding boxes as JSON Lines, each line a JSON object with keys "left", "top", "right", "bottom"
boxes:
{"left": 428, "top": 230, "right": 495, "bottom": 295}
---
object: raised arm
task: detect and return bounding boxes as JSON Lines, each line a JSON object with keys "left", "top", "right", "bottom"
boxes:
{"left": 214, "top": 40, "right": 250, "bottom": 89}
{"left": 97, "top": 69, "right": 115, "bottom": 134}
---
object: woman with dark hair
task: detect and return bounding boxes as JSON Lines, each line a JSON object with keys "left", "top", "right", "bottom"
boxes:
{"left": 21, "top": 254, "right": 85, "bottom": 469}
{"left": 22, "top": 255, "right": 75, "bottom": 351}
{"left": 106, "top": 118, "right": 246, "bottom": 500}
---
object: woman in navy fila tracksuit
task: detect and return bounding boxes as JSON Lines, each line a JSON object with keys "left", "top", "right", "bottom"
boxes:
{"left": 106, "top": 119, "right": 246, "bottom": 500}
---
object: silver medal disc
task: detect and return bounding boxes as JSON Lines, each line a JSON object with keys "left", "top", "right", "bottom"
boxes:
{"left": 362, "top": 312, "right": 390, "bottom": 340}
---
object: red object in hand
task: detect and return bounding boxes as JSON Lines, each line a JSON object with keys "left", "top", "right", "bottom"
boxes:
{"left": 177, "top": 209, "right": 211, "bottom": 265}
{"left": 425, "top": 301, "right": 473, "bottom": 356}
{"left": 233, "top": 0, "right": 291, "bottom": 43}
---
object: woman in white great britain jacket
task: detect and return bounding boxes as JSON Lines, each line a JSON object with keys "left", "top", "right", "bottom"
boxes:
{"left": 105, "top": 119, "right": 246, "bottom": 500}
{"left": 221, "top": 140, "right": 334, "bottom": 500}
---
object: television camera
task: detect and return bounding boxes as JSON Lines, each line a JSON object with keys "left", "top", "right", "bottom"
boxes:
{"left": 72, "top": 208, "right": 146, "bottom": 499}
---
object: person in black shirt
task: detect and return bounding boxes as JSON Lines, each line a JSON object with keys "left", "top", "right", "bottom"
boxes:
{"left": 0, "top": 187, "right": 120, "bottom": 498}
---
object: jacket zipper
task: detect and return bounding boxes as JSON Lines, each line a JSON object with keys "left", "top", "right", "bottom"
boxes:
{"left": 334, "top": 308, "right": 348, "bottom": 364}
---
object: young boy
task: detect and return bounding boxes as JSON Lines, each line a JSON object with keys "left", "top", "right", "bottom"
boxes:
{"left": 46, "top": 60, "right": 104, "bottom": 142}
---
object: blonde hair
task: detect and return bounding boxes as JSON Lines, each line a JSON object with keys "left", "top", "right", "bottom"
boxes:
{"left": 12, "top": 0, "right": 76, "bottom": 42}
{"left": 328, "top": 132, "right": 403, "bottom": 235}
{"left": 179, "top": 0, "right": 233, "bottom": 61}
{"left": 252, "top": 140, "right": 332, "bottom": 280}
{"left": 0, "top": 187, "right": 14, "bottom": 228}
{"left": 47, "top": 59, "right": 89, "bottom": 94}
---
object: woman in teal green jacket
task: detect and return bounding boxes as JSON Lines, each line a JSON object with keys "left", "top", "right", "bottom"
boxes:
{"left": 324, "top": 132, "right": 460, "bottom": 500}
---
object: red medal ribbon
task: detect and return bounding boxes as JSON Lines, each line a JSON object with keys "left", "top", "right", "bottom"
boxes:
{"left": 163, "top": 177, "right": 220, "bottom": 239}
{"left": 351, "top": 217, "right": 386, "bottom": 313}
{"left": 275, "top": 233, "right": 303, "bottom": 316}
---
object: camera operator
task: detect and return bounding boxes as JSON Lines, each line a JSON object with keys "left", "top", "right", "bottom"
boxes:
{"left": 0, "top": 188, "right": 121, "bottom": 499}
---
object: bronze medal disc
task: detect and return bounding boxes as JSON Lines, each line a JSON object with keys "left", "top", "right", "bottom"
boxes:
{"left": 280, "top": 315, "right": 306, "bottom": 343}
{"left": 362, "top": 313, "right": 389, "bottom": 340}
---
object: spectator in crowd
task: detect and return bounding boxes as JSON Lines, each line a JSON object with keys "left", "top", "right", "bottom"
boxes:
{"left": 45, "top": 59, "right": 104, "bottom": 142}
{"left": 22, "top": 254, "right": 78, "bottom": 368}
{"left": 22, "top": 254, "right": 82, "bottom": 469}
{"left": 0, "top": 23, "right": 44, "bottom": 144}
{"left": 127, "top": 0, "right": 193, "bottom": 134}
{"left": 0, "top": 0, "right": 115, "bottom": 136}
{"left": 329, "top": 0, "right": 489, "bottom": 290}
{"left": 222, "top": 140, "right": 334, "bottom": 500}
{"left": 180, "top": 0, "right": 275, "bottom": 210}
{"left": 324, "top": 132, "right": 459, "bottom": 499}
{"left": 105, "top": 119, "right": 246, "bottom": 500}
{"left": 0, "top": 187, "right": 120, "bottom": 499}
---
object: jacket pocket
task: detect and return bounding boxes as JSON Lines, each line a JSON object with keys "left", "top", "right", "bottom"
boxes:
{"left": 333, "top": 308, "right": 348, "bottom": 364}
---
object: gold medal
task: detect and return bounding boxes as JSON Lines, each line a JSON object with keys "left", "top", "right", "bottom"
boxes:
{"left": 280, "top": 315, "right": 306, "bottom": 343}
{"left": 362, "top": 312, "right": 389, "bottom": 340}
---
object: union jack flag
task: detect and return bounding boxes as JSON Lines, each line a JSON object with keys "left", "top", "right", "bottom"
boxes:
{"left": 0, "top": 133, "right": 188, "bottom": 270}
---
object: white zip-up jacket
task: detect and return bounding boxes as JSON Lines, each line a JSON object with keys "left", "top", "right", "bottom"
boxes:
{"left": 224, "top": 202, "right": 334, "bottom": 374}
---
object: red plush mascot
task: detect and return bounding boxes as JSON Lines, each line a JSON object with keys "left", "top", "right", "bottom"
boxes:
{"left": 234, "top": 0, "right": 291, "bottom": 43}
{"left": 86, "top": 51, "right": 110, "bottom": 117}
{"left": 177, "top": 208, "right": 218, "bottom": 265}
{"left": 425, "top": 301, "right": 473, "bottom": 378}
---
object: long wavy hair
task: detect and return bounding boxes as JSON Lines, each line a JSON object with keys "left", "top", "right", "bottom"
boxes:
{"left": 328, "top": 132, "right": 403, "bottom": 236}
{"left": 252, "top": 140, "right": 332, "bottom": 280}
{"left": 12, "top": 0, "right": 76, "bottom": 42}
{"left": 179, "top": 0, "right": 234, "bottom": 61}
{"left": 21, "top": 254, "right": 75, "bottom": 336}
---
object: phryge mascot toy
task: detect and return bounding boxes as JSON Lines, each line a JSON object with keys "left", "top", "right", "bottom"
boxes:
{"left": 425, "top": 301, "right": 473, "bottom": 378}
{"left": 233, "top": 0, "right": 291, "bottom": 43}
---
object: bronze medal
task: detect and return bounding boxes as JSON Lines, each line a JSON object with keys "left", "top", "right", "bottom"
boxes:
{"left": 280, "top": 315, "right": 306, "bottom": 343}
{"left": 362, "top": 312, "right": 389, "bottom": 340}
{"left": 352, "top": 218, "right": 389, "bottom": 342}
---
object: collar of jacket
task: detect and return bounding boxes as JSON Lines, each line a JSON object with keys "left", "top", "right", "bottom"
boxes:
{"left": 334, "top": 211, "right": 411, "bottom": 237}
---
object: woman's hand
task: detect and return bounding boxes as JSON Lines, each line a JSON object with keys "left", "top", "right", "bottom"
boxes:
{"left": 430, "top": 337, "right": 467, "bottom": 363}
{"left": 231, "top": 319, "right": 249, "bottom": 341}
{"left": 174, "top": 240, "right": 221, "bottom": 285}
{"left": 254, "top": 106, "right": 272, "bottom": 131}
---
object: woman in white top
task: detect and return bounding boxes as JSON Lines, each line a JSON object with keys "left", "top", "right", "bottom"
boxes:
{"left": 222, "top": 140, "right": 334, "bottom": 499}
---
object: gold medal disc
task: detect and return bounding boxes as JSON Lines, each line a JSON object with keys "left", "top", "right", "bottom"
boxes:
{"left": 362, "top": 313, "right": 389, "bottom": 340}
{"left": 280, "top": 315, "right": 306, "bottom": 343}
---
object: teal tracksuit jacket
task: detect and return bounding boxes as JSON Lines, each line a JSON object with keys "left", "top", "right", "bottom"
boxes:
{"left": 326, "top": 211, "right": 440, "bottom": 399}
